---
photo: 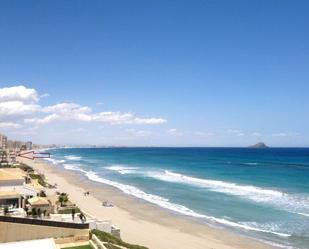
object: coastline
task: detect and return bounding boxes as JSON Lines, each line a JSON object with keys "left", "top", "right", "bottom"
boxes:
{"left": 20, "top": 157, "right": 275, "bottom": 249}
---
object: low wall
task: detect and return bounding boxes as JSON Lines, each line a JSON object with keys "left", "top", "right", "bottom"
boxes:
{"left": 0, "top": 221, "right": 89, "bottom": 243}
{"left": 0, "top": 215, "right": 89, "bottom": 229}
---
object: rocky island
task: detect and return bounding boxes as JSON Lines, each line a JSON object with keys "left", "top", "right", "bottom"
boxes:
{"left": 249, "top": 142, "right": 269, "bottom": 148}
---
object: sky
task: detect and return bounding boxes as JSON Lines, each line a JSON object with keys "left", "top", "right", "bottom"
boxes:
{"left": 0, "top": 0, "right": 308, "bottom": 147}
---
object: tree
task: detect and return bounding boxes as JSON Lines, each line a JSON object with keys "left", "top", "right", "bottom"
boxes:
{"left": 58, "top": 192, "right": 69, "bottom": 207}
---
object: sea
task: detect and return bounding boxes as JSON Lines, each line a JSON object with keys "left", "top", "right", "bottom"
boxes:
{"left": 44, "top": 147, "right": 309, "bottom": 249}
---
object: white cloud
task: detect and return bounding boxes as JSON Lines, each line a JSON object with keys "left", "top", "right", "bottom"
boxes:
{"left": 40, "top": 93, "right": 50, "bottom": 98}
{"left": 92, "top": 112, "right": 166, "bottom": 125}
{"left": 227, "top": 129, "right": 245, "bottom": 136}
{"left": 30, "top": 104, "right": 166, "bottom": 125}
{"left": 272, "top": 132, "right": 300, "bottom": 137}
{"left": 134, "top": 117, "right": 166, "bottom": 125}
{"left": 0, "top": 85, "right": 39, "bottom": 103}
{"left": 272, "top": 133, "right": 286, "bottom": 137}
{"left": 25, "top": 113, "right": 60, "bottom": 125}
{"left": 167, "top": 128, "right": 183, "bottom": 136}
{"left": 0, "top": 101, "right": 40, "bottom": 117}
{"left": 73, "top": 128, "right": 88, "bottom": 133}
{"left": 126, "top": 128, "right": 152, "bottom": 137}
{"left": 194, "top": 131, "right": 215, "bottom": 137}
{"left": 0, "top": 122, "right": 22, "bottom": 129}
{"left": 93, "top": 112, "right": 134, "bottom": 124}
{"left": 0, "top": 86, "right": 166, "bottom": 128}
{"left": 42, "top": 103, "right": 91, "bottom": 114}
{"left": 0, "top": 86, "right": 40, "bottom": 122}
{"left": 251, "top": 132, "right": 262, "bottom": 137}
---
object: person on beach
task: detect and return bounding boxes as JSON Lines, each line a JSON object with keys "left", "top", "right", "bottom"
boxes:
{"left": 79, "top": 212, "right": 86, "bottom": 223}
{"left": 71, "top": 208, "right": 75, "bottom": 221}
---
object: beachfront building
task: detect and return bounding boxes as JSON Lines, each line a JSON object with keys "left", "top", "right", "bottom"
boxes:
{"left": 0, "top": 134, "right": 8, "bottom": 150}
{"left": 26, "top": 141, "right": 32, "bottom": 150}
{"left": 0, "top": 150, "right": 8, "bottom": 165}
{"left": 0, "top": 190, "right": 22, "bottom": 210}
{"left": 6, "top": 140, "right": 23, "bottom": 150}
{"left": 27, "top": 196, "right": 51, "bottom": 216}
{"left": 0, "top": 168, "right": 37, "bottom": 209}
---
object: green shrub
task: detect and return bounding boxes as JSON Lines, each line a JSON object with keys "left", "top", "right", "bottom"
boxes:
{"left": 105, "top": 244, "right": 123, "bottom": 249}
{"left": 58, "top": 192, "right": 69, "bottom": 207}
{"left": 58, "top": 207, "right": 81, "bottom": 214}
{"left": 29, "top": 173, "right": 46, "bottom": 187}
{"left": 92, "top": 229, "right": 148, "bottom": 249}
{"left": 19, "top": 163, "right": 34, "bottom": 173}
{"left": 62, "top": 246, "right": 92, "bottom": 249}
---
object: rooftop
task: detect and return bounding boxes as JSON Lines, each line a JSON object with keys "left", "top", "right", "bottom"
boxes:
{"left": 0, "top": 190, "right": 20, "bottom": 198}
{"left": 28, "top": 196, "right": 50, "bottom": 206}
{"left": 0, "top": 168, "right": 25, "bottom": 181}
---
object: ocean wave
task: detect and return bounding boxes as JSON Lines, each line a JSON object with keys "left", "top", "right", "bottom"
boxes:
{"left": 239, "top": 222, "right": 291, "bottom": 237}
{"left": 149, "top": 170, "right": 309, "bottom": 215}
{"left": 106, "top": 165, "right": 137, "bottom": 175}
{"left": 44, "top": 158, "right": 66, "bottom": 165}
{"left": 84, "top": 171, "right": 290, "bottom": 238}
{"left": 63, "top": 163, "right": 86, "bottom": 173}
{"left": 243, "top": 162, "right": 259, "bottom": 166}
{"left": 64, "top": 155, "right": 82, "bottom": 161}
{"left": 297, "top": 212, "right": 309, "bottom": 217}
{"left": 152, "top": 170, "right": 283, "bottom": 197}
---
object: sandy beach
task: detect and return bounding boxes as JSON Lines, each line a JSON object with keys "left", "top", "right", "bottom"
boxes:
{"left": 20, "top": 157, "right": 274, "bottom": 249}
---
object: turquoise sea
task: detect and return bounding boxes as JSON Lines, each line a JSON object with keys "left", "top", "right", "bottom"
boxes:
{"left": 45, "top": 147, "right": 309, "bottom": 249}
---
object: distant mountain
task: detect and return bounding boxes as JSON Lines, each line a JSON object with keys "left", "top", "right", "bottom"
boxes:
{"left": 249, "top": 142, "right": 268, "bottom": 148}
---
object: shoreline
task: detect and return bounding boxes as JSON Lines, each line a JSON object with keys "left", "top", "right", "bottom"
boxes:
{"left": 20, "top": 157, "right": 275, "bottom": 249}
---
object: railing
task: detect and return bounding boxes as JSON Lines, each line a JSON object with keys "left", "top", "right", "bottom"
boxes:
{"left": 0, "top": 215, "right": 89, "bottom": 229}
{"left": 92, "top": 234, "right": 107, "bottom": 249}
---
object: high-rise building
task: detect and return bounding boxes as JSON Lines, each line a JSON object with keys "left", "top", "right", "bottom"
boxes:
{"left": 0, "top": 133, "right": 8, "bottom": 149}
{"left": 26, "top": 141, "right": 33, "bottom": 150}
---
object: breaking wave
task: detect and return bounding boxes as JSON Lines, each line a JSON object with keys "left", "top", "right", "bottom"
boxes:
{"left": 149, "top": 171, "right": 309, "bottom": 215}
{"left": 44, "top": 158, "right": 66, "bottom": 165}
{"left": 152, "top": 170, "right": 283, "bottom": 197}
{"left": 243, "top": 162, "right": 259, "bottom": 166}
{"left": 63, "top": 163, "right": 86, "bottom": 173}
{"left": 106, "top": 165, "right": 137, "bottom": 175}
{"left": 83, "top": 170, "right": 290, "bottom": 238}
{"left": 64, "top": 155, "right": 82, "bottom": 161}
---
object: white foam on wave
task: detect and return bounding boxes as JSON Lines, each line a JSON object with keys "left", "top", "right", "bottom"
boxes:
{"left": 243, "top": 162, "right": 258, "bottom": 166}
{"left": 106, "top": 165, "right": 137, "bottom": 175}
{"left": 297, "top": 212, "right": 309, "bottom": 217}
{"left": 63, "top": 163, "right": 86, "bottom": 173}
{"left": 239, "top": 222, "right": 291, "bottom": 238}
{"left": 44, "top": 158, "right": 66, "bottom": 165}
{"left": 150, "top": 170, "right": 309, "bottom": 216}
{"left": 64, "top": 155, "right": 82, "bottom": 161}
{"left": 152, "top": 170, "right": 283, "bottom": 197}
{"left": 84, "top": 171, "right": 291, "bottom": 238}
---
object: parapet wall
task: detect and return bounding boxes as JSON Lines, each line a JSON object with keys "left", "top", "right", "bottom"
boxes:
{"left": 0, "top": 221, "right": 89, "bottom": 243}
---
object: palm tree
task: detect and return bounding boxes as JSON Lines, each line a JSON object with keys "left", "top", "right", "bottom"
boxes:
{"left": 58, "top": 192, "right": 69, "bottom": 207}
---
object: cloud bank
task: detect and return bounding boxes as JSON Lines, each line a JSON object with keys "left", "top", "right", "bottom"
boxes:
{"left": 0, "top": 85, "right": 167, "bottom": 129}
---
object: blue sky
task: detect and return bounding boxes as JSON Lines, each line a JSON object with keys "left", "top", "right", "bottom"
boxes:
{"left": 0, "top": 0, "right": 308, "bottom": 146}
